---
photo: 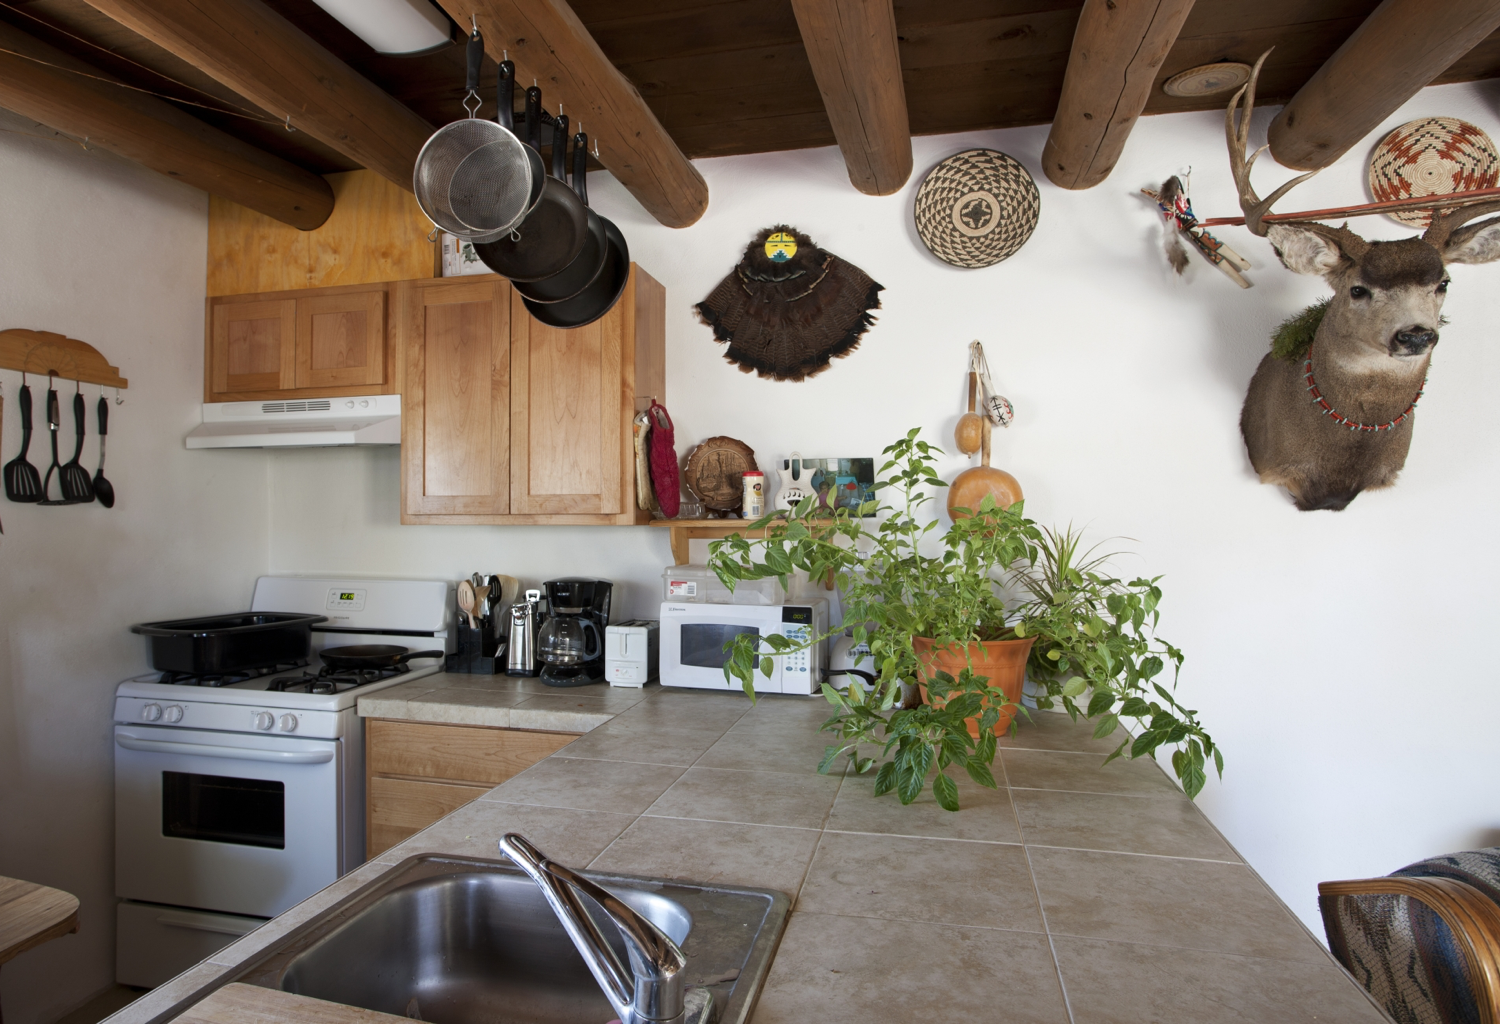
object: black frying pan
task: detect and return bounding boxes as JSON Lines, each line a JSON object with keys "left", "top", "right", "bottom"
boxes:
{"left": 320, "top": 645, "right": 445, "bottom": 670}
{"left": 475, "top": 87, "right": 588, "bottom": 282}
{"left": 521, "top": 215, "right": 630, "bottom": 329}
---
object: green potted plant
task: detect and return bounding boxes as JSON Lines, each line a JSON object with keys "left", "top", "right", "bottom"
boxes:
{"left": 707, "top": 428, "right": 1221, "bottom": 810}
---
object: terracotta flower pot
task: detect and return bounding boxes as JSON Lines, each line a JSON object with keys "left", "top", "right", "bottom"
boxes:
{"left": 913, "top": 634, "right": 1036, "bottom": 738}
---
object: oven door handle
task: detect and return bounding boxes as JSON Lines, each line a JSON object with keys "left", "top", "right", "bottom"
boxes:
{"left": 115, "top": 734, "right": 334, "bottom": 763}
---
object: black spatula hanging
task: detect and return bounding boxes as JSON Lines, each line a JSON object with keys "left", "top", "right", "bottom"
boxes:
{"left": 37, "top": 382, "right": 71, "bottom": 505}
{"left": 4, "top": 380, "right": 42, "bottom": 502}
{"left": 60, "top": 387, "right": 95, "bottom": 503}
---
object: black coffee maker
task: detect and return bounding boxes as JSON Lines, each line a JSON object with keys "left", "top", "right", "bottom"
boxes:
{"left": 536, "top": 577, "right": 612, "bottom": 686}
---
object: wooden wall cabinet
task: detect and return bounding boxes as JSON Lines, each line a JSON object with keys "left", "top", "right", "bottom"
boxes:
{"left": 365, "top": 718, "right": 577, "bottom": 858}
{"left": 206, "top": 282, "right": 393, "bottom": 402}
{"left": 399, "top": 265, "right": 666, "bottom": 525}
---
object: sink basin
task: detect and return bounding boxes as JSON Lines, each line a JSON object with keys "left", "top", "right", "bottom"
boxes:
{"left": 227, "top": 855, "right": 790, "bottom": 1024}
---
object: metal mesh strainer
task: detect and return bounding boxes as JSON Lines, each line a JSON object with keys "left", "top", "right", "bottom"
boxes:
{"left": 415, "top": 120, "right": 532, "bottom": 242}
{"left": 412, "top": 25, "right": 534, "bottom": 242}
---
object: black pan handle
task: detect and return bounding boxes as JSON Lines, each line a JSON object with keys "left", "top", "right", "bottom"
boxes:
{"left": 497, "top": 59, "right": 515, "bottom": 131}
{"left": 97, "top": 394, "right": 108, "bottom": 436}
{"left": 465, "top": 28, "right": 484, "bottom": 96}
{"left": 525, "top": 85, "right": 541, "bottom": 150}
{"left": 398, "top": 650, "right": 446, "bottom": 664}
{"left": 572, "top": 131, "right": 589, "bottom": 205}
{"left": 551, "top": 112, "right": 568, "bottom": 179}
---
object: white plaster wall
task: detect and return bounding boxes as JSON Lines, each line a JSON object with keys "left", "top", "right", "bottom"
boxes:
{"left": 270, "top": 81, "right": 1500, "bottom": 937}
{"left": 0, "top": 117, "right": 269, "bottom": 1022}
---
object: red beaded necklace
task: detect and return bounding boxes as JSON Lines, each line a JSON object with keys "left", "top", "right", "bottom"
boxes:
{"left": 1302, "top": 348, "right": 1426, "bottom": 433}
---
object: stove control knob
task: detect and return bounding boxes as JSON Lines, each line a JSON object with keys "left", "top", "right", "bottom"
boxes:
{"left": 345, "top": 400, "right": 356, "bottom": 408}
{"left": 278, "top": 714, "right": 298, "bottom": 733}
{"left": 253, "top": 711, "right": 275, "bottom": 731}
{"left": 164, "top": 705, "right": 184, "bottom": 724}
{"left": 141, "top": 703, "right": 163, "bottom": 722}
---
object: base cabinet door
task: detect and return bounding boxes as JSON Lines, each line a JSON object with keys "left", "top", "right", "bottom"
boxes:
{"left": 399, "top": 278, "right": 513, "bottom": 517}
{"left": 365, "top": 718, "right": 577, "bottom": 858}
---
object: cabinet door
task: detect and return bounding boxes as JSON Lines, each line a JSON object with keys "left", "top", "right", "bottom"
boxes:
{"left": 295, "top": 289, "right": 385, "bottom": 389}
{"left": 400, "top": 278, "right": 512, "bottom": 517}
{"left": 210, "top": 299, "right": 296, "bottom": 394}
{"left": 510, "top": 299, "right": 623, "bottom": 515}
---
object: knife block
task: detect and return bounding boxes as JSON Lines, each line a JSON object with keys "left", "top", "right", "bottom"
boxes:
{"left": 446, "top": 615, "right": 505, "bottom": 674}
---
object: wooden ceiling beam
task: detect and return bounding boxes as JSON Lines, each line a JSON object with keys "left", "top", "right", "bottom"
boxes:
{"left": 789, "top": 0, "right": 911, "bottom": 196}
{"left": 435, "top": 0, "right": 708, "bottom": 228}
{"left": 0, "top": 20, "right": 331, "bottom": 229}
{"left": 79, "top": 0, "right": 434, "bottom": 191}
{"left": 1268, "top": 0, "right": 1500, "bottom": 171}
{"left": 1042, "top": 0, "right": 1198, "bottom": 190}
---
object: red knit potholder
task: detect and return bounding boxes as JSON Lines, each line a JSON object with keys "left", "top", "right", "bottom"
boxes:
{"left": 648, "top": 400, "right": 680, "bottom": 518}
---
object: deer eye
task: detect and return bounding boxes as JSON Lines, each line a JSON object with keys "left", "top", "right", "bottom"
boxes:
{"left": 1437, "top": 279, "right": 1450, "bottom": 294}
{"left": 1350, "top": 285, "right": 1370, "bottom": 299}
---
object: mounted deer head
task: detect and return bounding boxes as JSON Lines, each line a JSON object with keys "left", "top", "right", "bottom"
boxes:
{"left": 1228, "top": 52, "right": 1500, "bottom": 511}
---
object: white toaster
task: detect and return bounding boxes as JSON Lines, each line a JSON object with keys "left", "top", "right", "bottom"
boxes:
{"left": 605, "top": 620, "right": 659, "bottom": 687}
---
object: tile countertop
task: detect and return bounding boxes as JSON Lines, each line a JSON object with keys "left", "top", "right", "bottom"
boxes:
{"left": 108, "top": 683, "right": 1390, "bottom": 1024}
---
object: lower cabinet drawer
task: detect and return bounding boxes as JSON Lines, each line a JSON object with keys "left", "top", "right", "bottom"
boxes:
{"left": 367, "top": 775, "right": 489, "bottom": 858}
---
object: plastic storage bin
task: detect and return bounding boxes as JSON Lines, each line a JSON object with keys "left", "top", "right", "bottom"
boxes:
{"left": 661, "top": 565, "right": 784, "bottom": 605}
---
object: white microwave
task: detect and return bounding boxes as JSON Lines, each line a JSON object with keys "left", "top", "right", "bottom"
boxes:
{"left": 659, "top": 601, "right": 828, "bottom": 694}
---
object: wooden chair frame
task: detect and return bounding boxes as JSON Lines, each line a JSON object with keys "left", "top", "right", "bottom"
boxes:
{"left": 1319, "top": 875, "right": 1500, "bottom": 1024}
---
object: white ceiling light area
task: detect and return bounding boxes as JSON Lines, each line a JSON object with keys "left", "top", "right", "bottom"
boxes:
{"left": 310, "top": 0, "right": 452, "bottom": 55}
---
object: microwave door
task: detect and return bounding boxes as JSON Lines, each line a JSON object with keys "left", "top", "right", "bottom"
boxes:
{"left": 662, "top": 606, "right": 776, "bottom": 690}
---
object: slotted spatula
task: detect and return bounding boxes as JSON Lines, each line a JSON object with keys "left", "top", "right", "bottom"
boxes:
{"left": 4, "top": 382, "right": 42, "bottom": 502}
{"left": 60, "top": 389, "right": 94, "bottom": 503}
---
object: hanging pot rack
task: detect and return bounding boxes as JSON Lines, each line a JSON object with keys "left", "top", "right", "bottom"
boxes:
{"left": 0, "top": 329, "right": 128, "bottom": 389}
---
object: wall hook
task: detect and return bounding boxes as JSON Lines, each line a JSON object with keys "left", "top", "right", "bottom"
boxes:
{"left": 115, "top": 387, "right": 123, "bottom": 405}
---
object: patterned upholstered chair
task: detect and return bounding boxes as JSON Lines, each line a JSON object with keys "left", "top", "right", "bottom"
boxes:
{"left": 1320, "top": 848, "right": 1500, "bottom": 1024}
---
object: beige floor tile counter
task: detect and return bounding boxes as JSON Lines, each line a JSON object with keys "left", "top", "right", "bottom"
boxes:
{"left": 105, "top": 689, "right": 1389, "bottom": 1024}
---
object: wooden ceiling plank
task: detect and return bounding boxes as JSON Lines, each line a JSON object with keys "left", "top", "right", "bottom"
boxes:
{"left": 436, "top": 0, "right": 708, "bottom": 228}
{"left": 79, "top": 0, "right": 433, "bottom": 190}
{"left": 790, "top": 0, "right": 912, "bottom": 195}
{"left": 1042, "top": 0, "right": 1198, "bottom": 190}
{"left": 1267, "top": 0, "right": 1500, "bottom": 170}
{"left": 0, "top": 18, "right": 332, "bottom": 228}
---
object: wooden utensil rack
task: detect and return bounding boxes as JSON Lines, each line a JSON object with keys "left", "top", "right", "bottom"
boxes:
{"left": 0, "top": 329, "right": 128, "bottom": 388}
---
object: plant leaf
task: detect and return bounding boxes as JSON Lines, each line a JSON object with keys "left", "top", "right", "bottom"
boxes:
{"left": 873, "top": 761, "right": 897, "bottom": 797}
{"left": 932, "top": 773, "right": 960, "bottom": 811}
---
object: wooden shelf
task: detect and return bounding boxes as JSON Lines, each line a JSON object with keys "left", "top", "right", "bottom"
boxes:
{"left": 0, "top": 329, "right": 127, "bottom": 388}
{"left": 648, "top": 517, "right": 838, "bottom": 591}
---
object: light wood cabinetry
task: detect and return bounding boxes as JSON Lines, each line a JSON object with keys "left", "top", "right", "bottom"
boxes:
{"left": 365, "top": 718, "right": 577, "bottom": 858}
{"left": 205, "top": 282, "right": 393, "bottom": 402}
{"left": 399, "top": 265, "right": 665, "bottom": 526}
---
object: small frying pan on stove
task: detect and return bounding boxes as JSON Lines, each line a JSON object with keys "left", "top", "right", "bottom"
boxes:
{"left": 320, "top": 645, "right": 445, "bottom": 670}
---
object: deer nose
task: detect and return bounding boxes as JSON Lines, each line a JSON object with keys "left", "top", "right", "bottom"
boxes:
{"left": 1393, "top": 328, "right": 1438, "bottom": 355}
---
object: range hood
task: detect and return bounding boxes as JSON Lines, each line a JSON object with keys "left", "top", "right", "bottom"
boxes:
{"left": 185, "top": 395, "right": 401, "bottom": 449}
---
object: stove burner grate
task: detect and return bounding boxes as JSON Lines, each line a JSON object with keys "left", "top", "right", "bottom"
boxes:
{"left": 158, "top": 662, "right": 307, "bottom": 687}
{"left": 268, "top": 663, "right": 410, "bottom": 694}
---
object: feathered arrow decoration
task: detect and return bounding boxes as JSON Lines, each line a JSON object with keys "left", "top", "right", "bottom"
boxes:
{"left": 1142, "top": 175, "right": 1253, "bottom": 288}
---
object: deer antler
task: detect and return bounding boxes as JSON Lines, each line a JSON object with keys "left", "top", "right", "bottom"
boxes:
{"left": 1226, "top": 50, "right": 1320, "bottom": 237}
{"left": 1423, "top": 199, "right": 1500, "bottom": 249}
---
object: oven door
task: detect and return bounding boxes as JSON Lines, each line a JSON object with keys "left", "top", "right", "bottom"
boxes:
{"left": 114, "top": 724, "right": 342, "bottom": 918}
{"left": 659, "top": 604, "right": 780, "bottom": 691}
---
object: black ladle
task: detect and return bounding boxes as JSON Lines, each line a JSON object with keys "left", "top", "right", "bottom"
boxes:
{"left": 93, "top": 395, "right": 114, "bottom": 508}
{"left": 60, "top": 389, "right": 95, "bottom": 503}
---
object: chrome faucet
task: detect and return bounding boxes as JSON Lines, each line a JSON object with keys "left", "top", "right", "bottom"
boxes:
{"left": 499, "top": 833, "right": 712, "bottom": 1024}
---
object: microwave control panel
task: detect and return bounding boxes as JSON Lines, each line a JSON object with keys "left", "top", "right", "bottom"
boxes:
{"left": 780, "top": 606, "right": 815, "bottom": 684}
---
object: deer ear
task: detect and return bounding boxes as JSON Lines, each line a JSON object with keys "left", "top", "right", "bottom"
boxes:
{"left": 1441, "top": 216, "right": 1500, "bottom": 264}
{"left": 1266, "top": 225, "right": 1348, "bottom": 277}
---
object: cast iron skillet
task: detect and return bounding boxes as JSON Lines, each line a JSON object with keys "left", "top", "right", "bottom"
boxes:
{"left": 474, "top": 86, "right": 587, "bottom": 282}
{"left": 521, "top": 215, "right": 630, "bottom": 329}
{"left": 320, "top": 645, "right": 445, "bottom": 670}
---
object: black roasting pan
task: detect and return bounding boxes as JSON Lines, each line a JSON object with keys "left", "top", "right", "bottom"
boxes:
{"left": 130, "top": 612, "right": 329, "bottom": 674}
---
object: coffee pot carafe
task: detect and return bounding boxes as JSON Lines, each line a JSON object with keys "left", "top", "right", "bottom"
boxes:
{"left": 537, "top": 577, "right": 612, "bottom": 686}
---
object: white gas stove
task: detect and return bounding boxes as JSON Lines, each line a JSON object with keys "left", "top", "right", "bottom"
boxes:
{"left": 113, "top": 576, "right": 452, "bottom": 987}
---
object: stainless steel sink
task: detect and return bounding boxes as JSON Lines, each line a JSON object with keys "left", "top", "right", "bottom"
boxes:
{"left": 226, "top": 855, "right": 790, "bottom": 1024}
